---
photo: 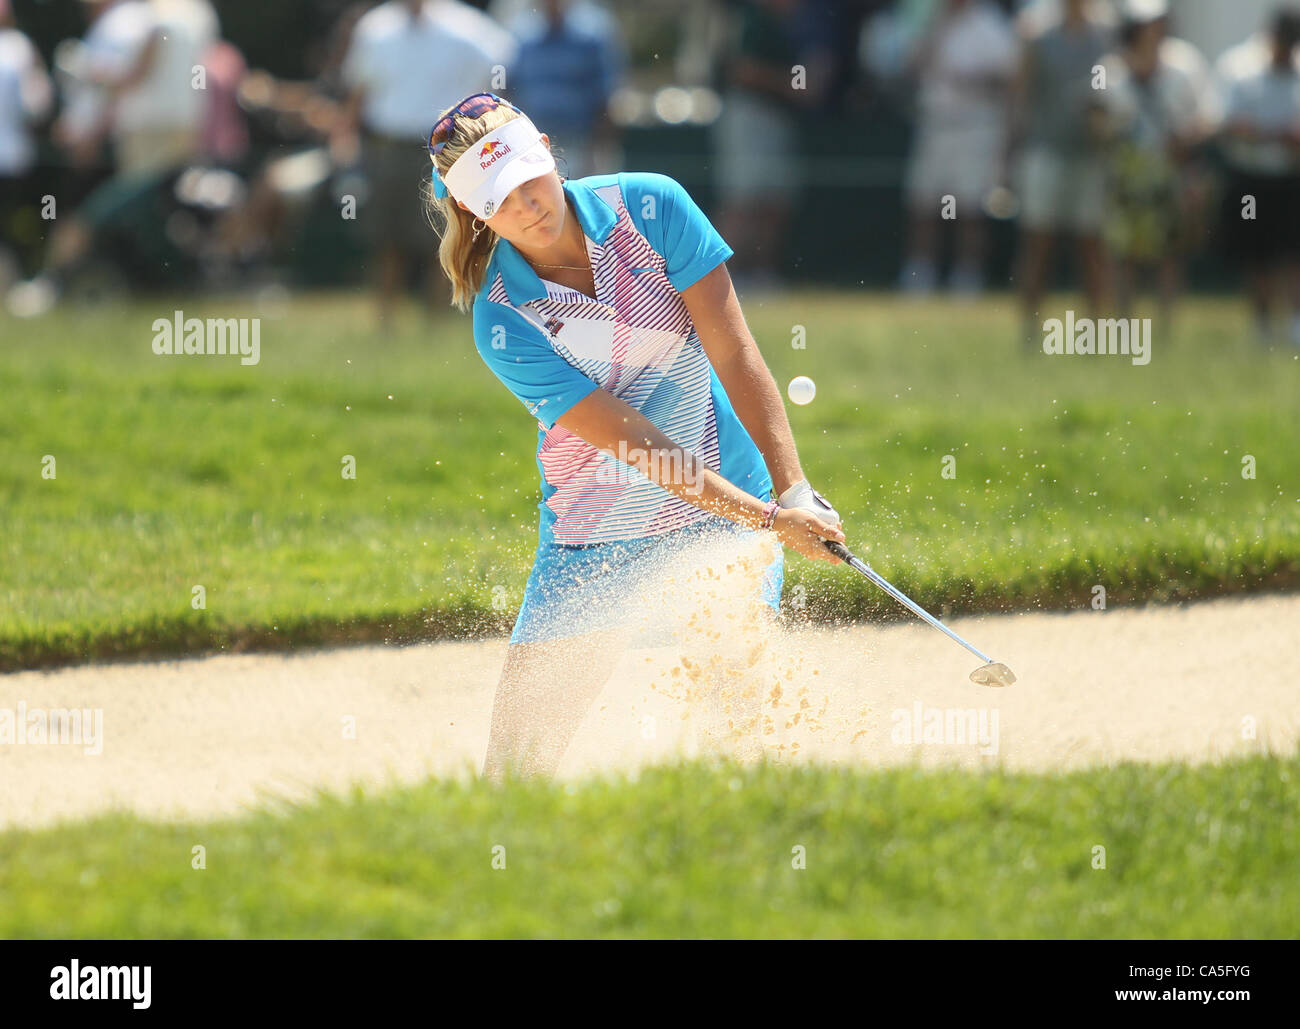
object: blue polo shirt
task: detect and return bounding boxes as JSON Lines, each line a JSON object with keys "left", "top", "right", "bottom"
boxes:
{"left": 472, "top": 172, "right": 774, "bottom": 546}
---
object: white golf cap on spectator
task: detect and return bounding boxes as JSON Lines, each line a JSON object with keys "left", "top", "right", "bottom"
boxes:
{"left": 442, "top": 115, "right": 556, "bottom": 221}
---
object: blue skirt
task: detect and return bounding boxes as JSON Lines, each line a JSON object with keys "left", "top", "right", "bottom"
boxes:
{"left": 510, "top": 514, "right": 785, "bottom": 645}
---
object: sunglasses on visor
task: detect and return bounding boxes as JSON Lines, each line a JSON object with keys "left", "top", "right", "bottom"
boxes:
{"left": 427, "top": 92, "right": 523, "bottom": 158}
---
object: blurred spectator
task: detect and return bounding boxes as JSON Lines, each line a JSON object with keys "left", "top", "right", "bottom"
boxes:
{"left": 1009, "top": 0, "right": 1113, "bottom": 345}
{"left": 498, "top": 0, "right": 624, "bottom": 179}
{"left": 1217, "top": 17, "right": 1300, "bottom": 88}
{"left": 198, "top": 38, "right": 250, "bottom": 169}
{"left": 898, "top": 0, "right": 1018, "bottom": 297}
{"left": 335, "top": 0, "right": 515, "bottom": 326}
{"left": 53, "top": 0, "right": 217, "bottom": 176}
{"left": 0, "top": 0, "right": 53, "bottom": 286}
{"left": 317, "top": 2, "right": 371, "bottom": 104}
{"left": 859, "top": 0, "right": 942, "bottom": 86}
{"left": 7, "top": 0, "right": 217, "bottom": 315}
{"left": 230, "top": 4, "right": 368, "bottom": 146}
{"left": 198, "top": 8, "right": 369, "bottom": 282}
{"left": 713, "top": 0, "right": 833, "bottom": 292}
{"left": 1216, "top": 6, "right": 1300, "bottom": 347}
{"left": 1093, "top": 0, "right": 1218, "bottom": 321}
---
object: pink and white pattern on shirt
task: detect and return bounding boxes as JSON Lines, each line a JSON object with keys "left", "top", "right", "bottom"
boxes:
{"left": 487, "top": 183, "right": 722, "bottom": 545}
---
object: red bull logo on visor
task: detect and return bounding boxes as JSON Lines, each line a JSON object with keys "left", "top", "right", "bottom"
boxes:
{"left": 478, "top": 139, "right": 511, "bottom": 168}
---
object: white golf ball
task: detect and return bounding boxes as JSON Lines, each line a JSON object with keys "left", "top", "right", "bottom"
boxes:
{"left": 787, "top": 375, "right": 816, "bottom": 405}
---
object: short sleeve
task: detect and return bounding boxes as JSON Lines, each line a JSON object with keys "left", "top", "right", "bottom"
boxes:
{"left": 472, "top": 301, "right": 601, "bottom": 430}
{"left": 620, "top": 172, "right": 733, "bottom": 292}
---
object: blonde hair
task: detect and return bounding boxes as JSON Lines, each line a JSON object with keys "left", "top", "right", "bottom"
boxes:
{"left": 425, "top": 105, "right": 532, "bottom": 312}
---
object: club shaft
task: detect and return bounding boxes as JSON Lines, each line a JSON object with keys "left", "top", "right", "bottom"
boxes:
{"left": 824, "top": 541, "right": 995, "bottom": 666}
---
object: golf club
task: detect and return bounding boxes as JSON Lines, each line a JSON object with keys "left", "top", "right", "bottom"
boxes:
{"left": 823, "top": 540, "right": 1017, "bottom": 687}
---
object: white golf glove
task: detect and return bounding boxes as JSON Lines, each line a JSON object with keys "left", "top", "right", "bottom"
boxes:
{"left": 777, "top": 478, "right": 841, "bottom": 527}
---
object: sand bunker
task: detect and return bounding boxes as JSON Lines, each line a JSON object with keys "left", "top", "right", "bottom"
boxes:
{"left": 2, "top": 535, "right": 1297, "bottom": 829}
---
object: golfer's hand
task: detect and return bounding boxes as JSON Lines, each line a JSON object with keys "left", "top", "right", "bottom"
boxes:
{"left": 777, "top": 479, "right": 842, "bottom": 527}
{"left": 772, "top": 508, "right": 845, "bottom": 564}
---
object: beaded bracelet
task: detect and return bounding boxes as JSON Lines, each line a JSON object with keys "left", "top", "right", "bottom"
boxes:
{"left": 759, "top": 499, "right": 781, "bottom": 530}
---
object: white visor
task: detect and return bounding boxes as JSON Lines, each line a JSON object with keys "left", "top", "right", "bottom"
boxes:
{"left": 442, "top": 115, "right": 555, "bottom": 221}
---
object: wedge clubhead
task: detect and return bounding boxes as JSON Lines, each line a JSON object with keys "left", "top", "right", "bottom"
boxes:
{"left": 824, "top": 540, "right": 1015, "bottom": 689}
{"left": 969, "top": 662, "right": 1017, "bottom": 687}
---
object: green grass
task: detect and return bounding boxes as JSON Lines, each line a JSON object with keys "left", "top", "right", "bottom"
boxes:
{"left": 2, "top": 754, "right": 1295, "bottom": 939}
{"left": 2, "top": 291, "right": 1297, "bottom": 669}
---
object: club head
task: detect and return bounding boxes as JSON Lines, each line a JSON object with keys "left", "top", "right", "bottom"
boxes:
{"left": 970, "top": 662, "right": 1016, "bottom": 687}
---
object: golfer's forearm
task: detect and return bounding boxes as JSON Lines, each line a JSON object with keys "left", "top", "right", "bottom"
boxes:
{"left": 614, "top": 420, "right": 773, "bottom": 529}
{"left": 715, "top": 346, "right": 804, "bottom": 497}
{"left": 557, "top": 390, "right": 771, "bottom": 530}
{"left": 669, "top": 461, "right": 774, "bottom": 529}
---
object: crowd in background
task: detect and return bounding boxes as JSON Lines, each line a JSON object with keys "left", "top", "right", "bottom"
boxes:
{"left": 0, "top": 0, "right": 1298, "bottom": 346}
{"left": 0, "top": 0, "right": 626, "bottom": 322}
{"left": 893, "top": 0, "right": 1300, "bottom": 347}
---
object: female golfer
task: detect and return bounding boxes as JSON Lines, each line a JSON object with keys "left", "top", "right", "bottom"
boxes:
{"left": 427, "top": 93, "right": 846, "bottom": 778}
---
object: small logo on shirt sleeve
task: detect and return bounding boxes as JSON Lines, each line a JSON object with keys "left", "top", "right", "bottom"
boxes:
{"left": 543, "top": 317, "right": 565, "bottom": 335}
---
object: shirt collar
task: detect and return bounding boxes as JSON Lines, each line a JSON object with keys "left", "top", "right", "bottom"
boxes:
{"left": 491, "top": 178, "right": 617, "bottom": 307}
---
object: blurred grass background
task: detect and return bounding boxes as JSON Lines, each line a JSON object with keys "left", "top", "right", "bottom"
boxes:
{"left": 2, "top": 291, "right": 1297, "bottom": 669}
{"left": 1, "top": 754, "right": 1294, "bottom": 939}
